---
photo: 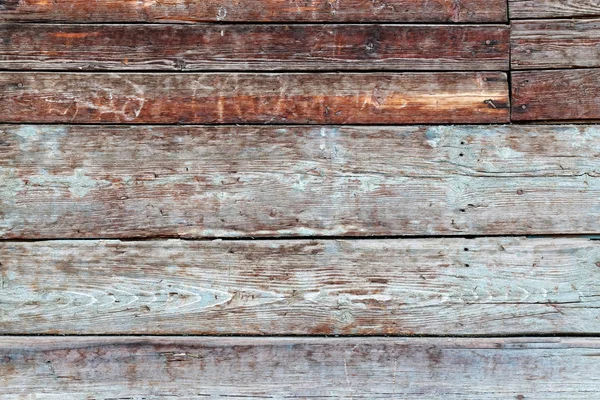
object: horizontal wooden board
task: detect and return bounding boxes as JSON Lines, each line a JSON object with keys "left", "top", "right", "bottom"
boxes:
{"left": 0, "top": 72, "right": 509, "bottom": 124}
{"left": 2, "top": 238, "right": 600, "bottom": 335}
{"left": 1, "top": 337, "right": 600, "bottom": 398}
{"left": 2, "top": 124, "right": 600, "bottom": 239}
{"left": 0, "top": 23, "right": 510, "bottom": 71}
{"left": 509, "top": 0, "right": 600, "bottom": 19}
{"left": 0, "top": 0, "right": 508, "bottom": 23}
{"left": 512, "top": 69, "right": 600, "bottom": 121}
{"left": 512, "top": 19, "right": 600, "bottom": 70}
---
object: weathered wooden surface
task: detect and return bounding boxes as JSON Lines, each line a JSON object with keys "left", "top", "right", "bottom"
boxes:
{"left": 2, "top": 238, "right": 600, "bottom": 335}
{"left": 509, "top": 0, "right": 600, "bottom": 19}
{"left": 0, "top": 0, "right": 508, "bottom": 23}
{"left": 3, "top": 124, "right": 600, "bottom": 239}
{"left": 0, "top": 73, "right": 509, "bottom": 124}
{"left": 1, "top": 337, "right": 600, "bottom": 398}
{"left": 0, "top": 24, "right": 510, "bottom": 71}
{"left": 512, "top": 69, "right": 600, "bottom": 121}
{"left": 512, "top": 19, "right": 600, "bottom": 70}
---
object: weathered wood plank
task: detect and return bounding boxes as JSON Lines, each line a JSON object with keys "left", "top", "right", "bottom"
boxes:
{"left": 509, "top": 0, "right": 600, "bottom": 19}
{"left": 1, "top": 337, "right": 600, "bottom": 398}
{"left": 0, "top": 0, "right": 508, "bottom": 23}
{"left": 0, "top": 72, "right": 509, "bottom": 124}
{"left": 512, "top": 19, "right": 600, "bottom": 70}
{"left": 512, "top": 69, "right": 600, "bottom": 121}
{"left": 2, "top": 238, "right": 600, "bottom": 335}
{"left": 2, "top": 125, "right": 600, "bottom": 239}
{"left": 0, "top": 24, "right": 510, "bottom": 71}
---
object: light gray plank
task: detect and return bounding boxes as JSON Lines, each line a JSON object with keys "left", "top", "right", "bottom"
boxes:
{"left": 1, "top": 125, "right": 600, "bottom": 238}
{"left": 1, "top": 238, "right": 600, "bottom": 335}
{"left": 1, "top": 337, "right": 600, "bottom": 398}
{"left": 512, "top": 19, "right": 600, "bottom": 69}
{"left": 509, "top": 0, "right": 600, "bottom": 19}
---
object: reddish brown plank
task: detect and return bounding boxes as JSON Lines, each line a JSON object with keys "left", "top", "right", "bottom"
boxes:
{"left": 509, "top": 0, "right": 600, "bottom": 19}
{"left": 512, "top": 69, "right": 600, "bottom": 121}
{"left": 1, "top": 125, "right": 598, "bottom": 239}
{"left": 511, "top": 19, "right": 600, "bottom": 70}
{"left": 0, "top": 0, "right": 508, "bottom": 23}
{"left": 0, "top": 24, "right": 510, "bottom": 71}
{"left": 2, "top": 337, "right": 600, "bottom": 398}
{"left": 0, "top": 72, "right": 509, "bottom": 124}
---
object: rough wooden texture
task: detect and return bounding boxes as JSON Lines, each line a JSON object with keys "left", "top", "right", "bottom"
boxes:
{"left": 512, "top": 69, "right": 600, "bottom": 121}
{"left": 2, "top": 124, "right": 600, "bottom": 239}
{"left": 0, "top": 72, "right": 509, "bottom": 124}
{"left": 512, "top": 19, "right": 600, "bottom": 70}
{"left": 0, "top": 0, "right": 508, "bottom": 23}
{"left": 509, "top": 0, "right": 600, "bottom": 19}
{"left": 0, "top": 24, "right": 510, "bottom": 71}
{"left": 2, "top": 238, "right": 600, "bottom": 335}
{"left": 2, "top": 337, "right": 600, "bottom": 398}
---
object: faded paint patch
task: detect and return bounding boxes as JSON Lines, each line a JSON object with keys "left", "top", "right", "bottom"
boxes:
{"left": 28, "top": 168, "right": 109, "bottom": 198}
{"left": 0, "top": 168, "right": 26, "bottom": 234}
{"left": 496, "top": 147, "right": 524, "bottom": 159}
{"left": 0, "top": 167, "right": 25, "bottom": 204}
{"left": 12, "top": 125, "right": 38, "bottom": 142}
{"left": 8, "top": 125, "right": 68, "bottom": 155}
{"left": 569, "top": 125, "right": 600, "bottom": 150}
{"left": 311, "top": 127, "right": 347, "bottom": 163}
{"left": 425, "top": 126, "right": 448, "bottom": 148}
{"left": 10, "top": 125, "right": 38, "bottom": 152}
{"left": 357, "top": 176, "right": 384, "bottom": 192}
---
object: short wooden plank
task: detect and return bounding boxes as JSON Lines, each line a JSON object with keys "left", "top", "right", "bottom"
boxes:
{"left": 1, "top": 337, "right": 600, "bottom": 398}
{"left": 2, "top": 125, "right": 600, "bottom": 239}
{"left": 512, "top": 19, "right": 600, "bottom": 70}
{"left": 2, "top": 238, "right": 600, "bottom": 335}
{"left": 509, "top": 0, "right": 600, "bottom": 19}
{"left": 512, "top": 69, "right": 600, "bottom": 121}
{"left": 0, "top": 24, "right": 510, "bottom": 71}
{"left": 0, "top": 0, "right": 508, "bottom": 23}
{"left": 0, "top": 72, "right": 509, "bottom": 124}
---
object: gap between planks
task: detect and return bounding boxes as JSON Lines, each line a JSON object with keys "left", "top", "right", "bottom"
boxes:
{"left": 2, "top": 234, "right": 600, "bottom": 243}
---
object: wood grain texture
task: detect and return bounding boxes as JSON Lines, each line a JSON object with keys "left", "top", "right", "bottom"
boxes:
{"left": 0, "top": 72, "right": 509, "bottom": 124}
{"left": 2, "top": 238, "right": 600, "bottom": 335}
{"left": 1, "top": 337, "right": 600, "bottom": 398}
{"left": 512, "top": 69, "right": 600, "bottom": 121}
{"left": 512, "top": 19, "right": 600, "bottom": 70}
{"left": 0, "top": 0, "right": 508, "bottom": 23}
{"left": 0, "top": 23, "right": 510, "bottom": 71}
{"left": 509, "top": 0, "right": 600, "bottom": 19}
{"left": 2, "top": 124, "right": 600, "bottom": 239}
